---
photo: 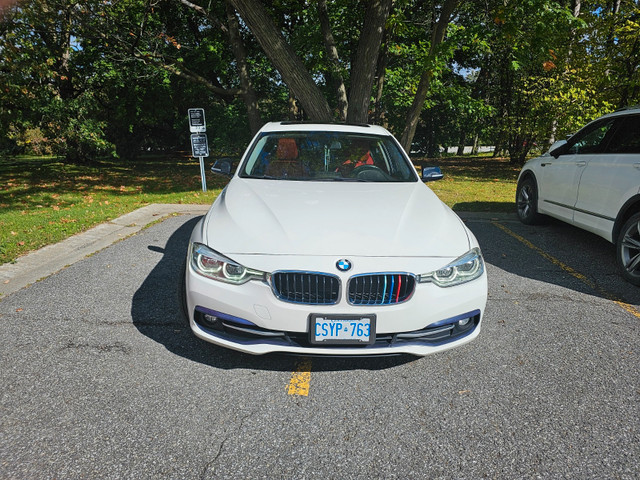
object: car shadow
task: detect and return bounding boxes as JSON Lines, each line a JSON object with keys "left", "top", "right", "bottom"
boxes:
{"left": 453, "top": 201, "right": 513, "bottom": 213}
{"left": 466, "top": 213, "right": 640, "bottom": 306}
{"left": 130, "top": 216, "right": 417, "bottom": 372}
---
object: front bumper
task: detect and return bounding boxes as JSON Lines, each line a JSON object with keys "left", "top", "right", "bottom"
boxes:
{"left": 185, "top": 257, "right": 487, "bottom": 357}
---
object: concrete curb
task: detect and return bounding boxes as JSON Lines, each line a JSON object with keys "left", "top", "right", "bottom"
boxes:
{"left": 0, "top": 204, "right": 209, "bottom": 299}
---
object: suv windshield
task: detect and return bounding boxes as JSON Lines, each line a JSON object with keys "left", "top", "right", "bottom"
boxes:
{"left": 239, "top": 131, "right": 417, "bottom": 182}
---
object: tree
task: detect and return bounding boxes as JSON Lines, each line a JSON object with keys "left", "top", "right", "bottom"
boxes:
{"left": 2, "top": 0, "right": 638, "bottom": 164}
{"left": 399, "top": 0, "right": 458, "bottom": 152}
{"left": 227, "top": 0, "right": 333, "bottom": 121}
{"left": 0, "top": 1, "right": 115, "bottom": 161}
{"left": 227, "top": 0, "right": 393, "bottom": 124}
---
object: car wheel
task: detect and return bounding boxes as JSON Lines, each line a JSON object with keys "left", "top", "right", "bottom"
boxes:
{"left": 616, "top": 212, "right": 640, "bottom": 286}
{"left": 516, "top": 176, "right": 543, "bottom": 225}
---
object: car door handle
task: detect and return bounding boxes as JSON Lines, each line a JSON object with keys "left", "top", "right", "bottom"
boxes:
{"left": 634, "top": 163, "right": 640, "bottom": 170}
{"left": 576, "top": 161, "right": 586, "bottom": 167}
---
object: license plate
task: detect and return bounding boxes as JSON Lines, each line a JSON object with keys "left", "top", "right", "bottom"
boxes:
{"left": 309, "top": 314, "right": 376, "bottom": 345}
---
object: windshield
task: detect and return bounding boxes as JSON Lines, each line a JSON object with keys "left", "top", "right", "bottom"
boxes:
{"left": 239, "top": 131, "right": 418, "bottom": 182}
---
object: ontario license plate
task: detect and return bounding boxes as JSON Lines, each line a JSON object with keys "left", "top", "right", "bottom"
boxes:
{"left": 309, "top": 314, "right": 376, "bottom": 345}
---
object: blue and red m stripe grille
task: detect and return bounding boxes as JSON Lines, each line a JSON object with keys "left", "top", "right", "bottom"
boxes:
{"left": 347, "top": 274, "right": 416, "bottom": 305}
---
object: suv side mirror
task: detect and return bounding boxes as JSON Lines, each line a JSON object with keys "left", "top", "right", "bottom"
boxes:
{"left": 211, "top": 158, "right": 233, "bottom": 177}
{"left": 549, "top": 140, "right": 568, "bottom": 159}
{"left": 422, "top": 166, "right": 444, "bottom": 182}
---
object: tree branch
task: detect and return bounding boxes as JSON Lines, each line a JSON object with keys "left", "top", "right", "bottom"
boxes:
{"left": 174, "top": 0, "right": 229, "bottom": 34}
{"left": 134, "top": 52, "right": 242, "bottom": 97}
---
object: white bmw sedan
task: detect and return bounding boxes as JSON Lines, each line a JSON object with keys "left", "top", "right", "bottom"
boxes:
{"left": 184, "top": 122, "right": 488, "bottom": 356}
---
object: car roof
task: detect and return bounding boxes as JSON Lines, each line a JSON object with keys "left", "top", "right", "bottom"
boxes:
{"left": 598, "top": 105, "right": 640, "bottom": 121}
{"left": 258, "top": 121, "right": 392, "bottom": 136}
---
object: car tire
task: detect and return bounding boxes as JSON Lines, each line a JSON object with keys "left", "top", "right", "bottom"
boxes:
{"left": 616, "top": 212, "right": 640, "bottom": 286}
{"left": 516, "top": 176, "right": 543, "bottom": 225}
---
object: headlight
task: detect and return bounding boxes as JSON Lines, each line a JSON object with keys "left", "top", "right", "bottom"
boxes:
{"left": 418, "top": 247, "right": 484, "bottom": 287}
{"left": 190, "top": 242, "right": 265, "bottom": 285}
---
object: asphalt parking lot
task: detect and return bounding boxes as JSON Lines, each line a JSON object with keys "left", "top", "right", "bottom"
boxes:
{"left": 1, "top": 210, "right": 638, "bottom": 479}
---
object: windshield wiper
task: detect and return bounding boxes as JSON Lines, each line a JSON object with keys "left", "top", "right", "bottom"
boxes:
{"left": 314, "top": 176, "right": 369, "bottom": 182}
{"left": 249, "top": 174, "right": 280, "bottom": 180}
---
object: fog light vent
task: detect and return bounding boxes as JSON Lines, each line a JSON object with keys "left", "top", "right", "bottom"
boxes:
{"left": 203, "top": 314, "right": 221, "bottom": 328}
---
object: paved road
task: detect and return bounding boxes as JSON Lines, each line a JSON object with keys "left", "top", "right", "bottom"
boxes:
{"left": 1, "top": 212, "right": 638, "bottom": 479}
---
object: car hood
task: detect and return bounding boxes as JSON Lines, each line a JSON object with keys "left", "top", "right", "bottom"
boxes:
{"left": 203, "top": 178, "right": 471, "bottom": 257}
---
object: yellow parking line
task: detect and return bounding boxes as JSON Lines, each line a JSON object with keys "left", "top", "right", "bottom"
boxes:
{"left": 493, "top": 222, "right": 640, "bottom": 320}
{"left": 287, "top": 359, "right": 312, "bottom": 396}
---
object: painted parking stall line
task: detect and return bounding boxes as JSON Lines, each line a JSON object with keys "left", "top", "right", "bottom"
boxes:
{"left": 492, "top": 221, "right": 640, "bottom": 319}
{"left": 287, "top": 359, "right": 312, "bottom": 396}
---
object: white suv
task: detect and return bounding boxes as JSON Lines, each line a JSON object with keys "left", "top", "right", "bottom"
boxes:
{"left": 516, "top": 107, "right": 640, "bottom": 285}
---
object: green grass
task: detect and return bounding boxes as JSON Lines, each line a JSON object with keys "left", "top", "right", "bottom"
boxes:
{"left": 421, "top": 156, "right": 520, "bottom": 213}
{"left": 0, "top": 155, "right": 226, "bottom": 265}
{"left": 0, "top": 154, "right": 520, "bottom": 265}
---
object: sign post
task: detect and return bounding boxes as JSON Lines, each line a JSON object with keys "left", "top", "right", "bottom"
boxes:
{"left": 188, "top": 108, "right": 209, "bottom": 192}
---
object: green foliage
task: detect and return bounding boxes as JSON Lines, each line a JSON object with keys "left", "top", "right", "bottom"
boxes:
{"left": 1, "top": 0, "right": 639, "bottom": 165}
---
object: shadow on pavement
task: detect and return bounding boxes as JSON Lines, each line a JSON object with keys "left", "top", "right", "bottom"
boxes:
{"left": 467, "top": 214, "right": 640, "bottom": 306}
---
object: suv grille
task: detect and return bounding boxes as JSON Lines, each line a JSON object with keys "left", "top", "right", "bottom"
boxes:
{"left": 271, "top": 272, "right": 340, "bottom": 305}
{"left": 348, "top": 274, "right": 415, "bottom": 305}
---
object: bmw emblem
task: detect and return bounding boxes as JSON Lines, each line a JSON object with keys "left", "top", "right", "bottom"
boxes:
{"left": 336, "top": 259, "right": 352, "bottom": 272}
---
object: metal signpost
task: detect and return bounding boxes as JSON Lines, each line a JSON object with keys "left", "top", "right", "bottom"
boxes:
{"left": 188, "top": 108, "right": 209, "bottom": 192}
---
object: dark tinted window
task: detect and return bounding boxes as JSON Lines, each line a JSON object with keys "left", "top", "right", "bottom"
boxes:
{"left": 605, "top": 115, "right": 640, "bottom": 154}
{"left": 567, "top": 119, "right": 616, "bottom": 154}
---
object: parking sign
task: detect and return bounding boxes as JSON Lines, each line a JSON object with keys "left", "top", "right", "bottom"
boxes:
{"left": 190, "top": 133, "right": 209, "bottom": 158}
{"left": 188, "top": 108, "right": 206, "bottom": 133}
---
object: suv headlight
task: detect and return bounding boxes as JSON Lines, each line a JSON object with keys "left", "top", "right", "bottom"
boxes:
{"left": 190, "top": 242, "right": 265, "bottom": 285}
{"left": 418, "top": 247, "right": 484, "bottom": 287}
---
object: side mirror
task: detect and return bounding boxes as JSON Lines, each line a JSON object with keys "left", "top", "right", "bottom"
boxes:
{"left": 422, "top": 166, "right": 444, "bottom": 182}
{"left": 211, "top": 158, "right": 233, "bottom": 177}
{"left": 548, "top": 139, "right": 568, "bottom": 159}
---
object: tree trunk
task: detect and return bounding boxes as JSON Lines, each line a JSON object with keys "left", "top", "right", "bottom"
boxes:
{"left": 226, "top": 4, "right": 263, "bottom": 134}
{"left": 400, "top": 0, "right": 458, "bottom": 152}
{"left": 346, "top": 0, "right": 393, "bottom": 124}
{"left": 572, "top": 0, "right": 581, "bottom": 17}
{"left": 288, "top": 93, "right": 302, "bottom": 120}
{"left": 371, "top": 37, "right": 389, "bottom": 126}
{"left": 456, "top": 130, "right": 465, "bottom": 156}
{"left": 228, "top": 0, "right": 332, "bottom": 122}
{"left": 57, "top": 4, "right": 74, "bottom": 101}
{"left": 547, "top": 118, "right": 557, "bottom": 148}
{"left": 471, "top": 134, "right": 479, "bottom": 155}
{"left": 317, "top": 0, "right": 348, "bottom": 122}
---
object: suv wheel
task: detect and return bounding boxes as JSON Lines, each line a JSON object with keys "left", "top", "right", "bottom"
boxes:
{"left": 516, "top": 176, "right": 543, "bottom": 225}
{"left": 616, "top": 212, "right": 640, "bottom": 286}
